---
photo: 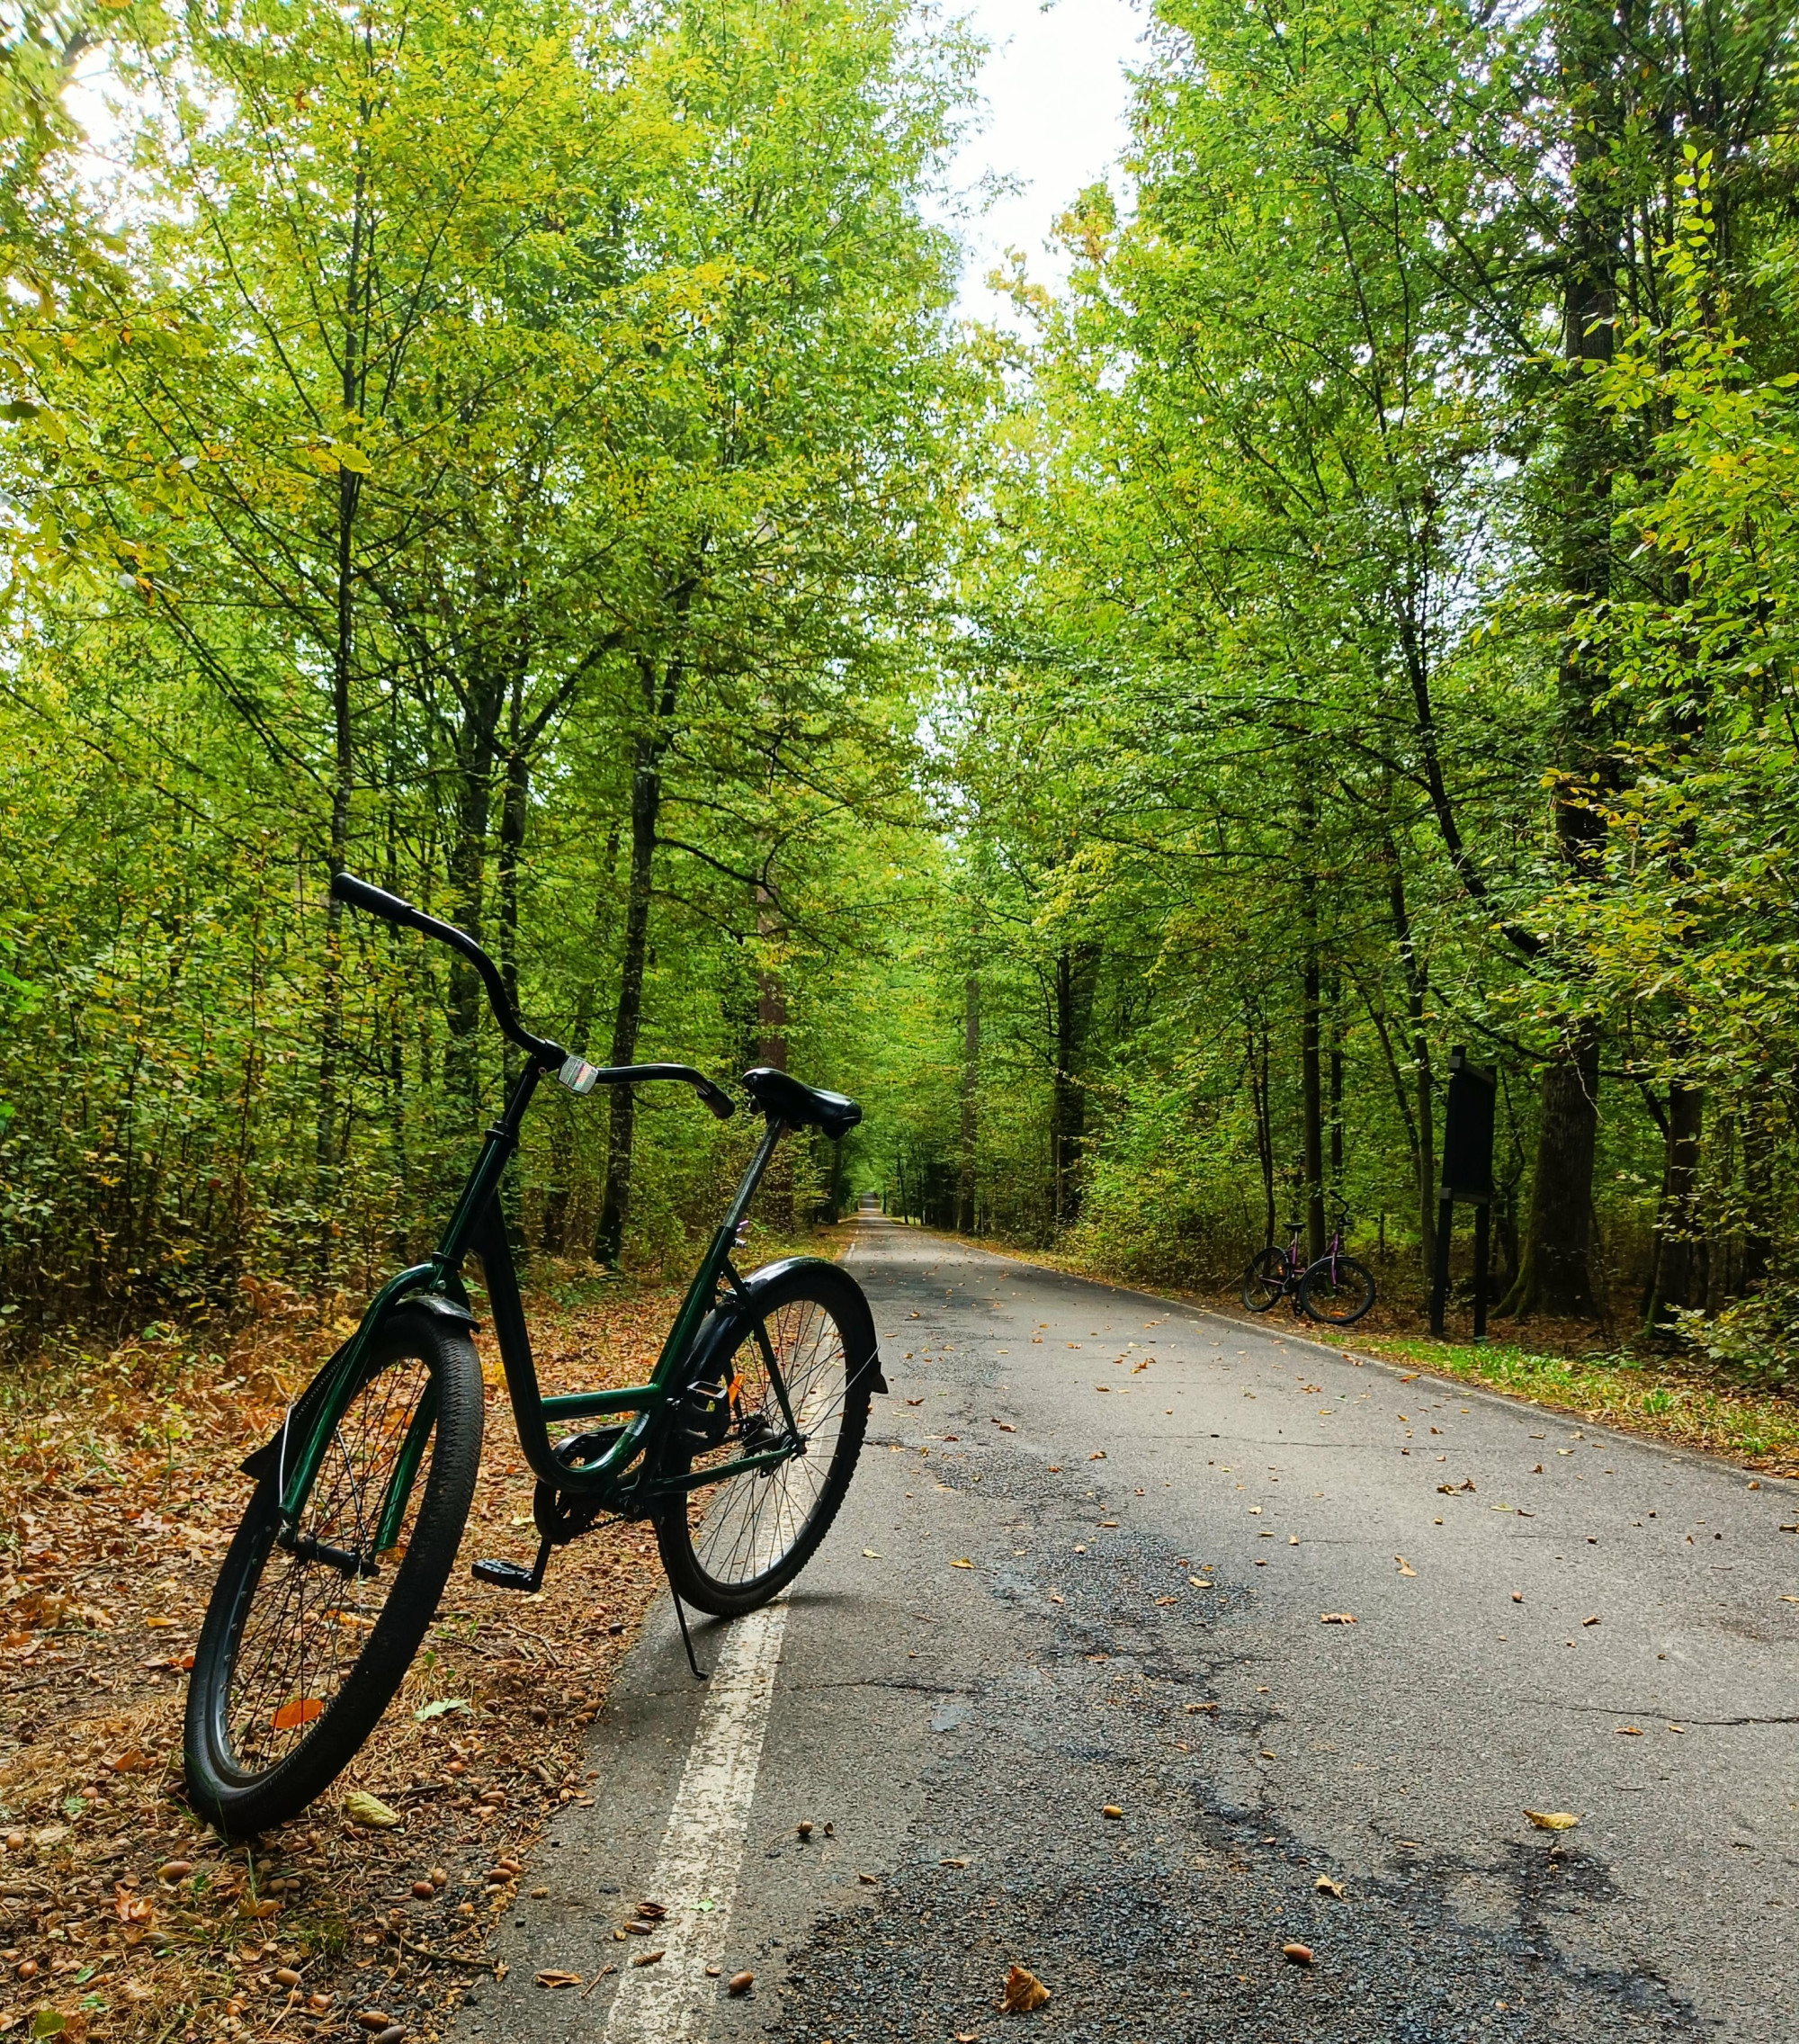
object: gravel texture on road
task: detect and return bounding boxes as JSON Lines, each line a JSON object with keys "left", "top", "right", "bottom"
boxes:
{"left": 449, "top": 1221, "right": 1799, "bottom": 2043}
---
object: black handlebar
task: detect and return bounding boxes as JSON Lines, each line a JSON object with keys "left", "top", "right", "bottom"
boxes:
{"left": 330, "top": 873, "right": 733, "bottom": 1119}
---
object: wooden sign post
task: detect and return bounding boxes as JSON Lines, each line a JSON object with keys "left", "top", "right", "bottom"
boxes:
{"left": 1431, "top": 1049, "right": 1497, "bottom": 1340}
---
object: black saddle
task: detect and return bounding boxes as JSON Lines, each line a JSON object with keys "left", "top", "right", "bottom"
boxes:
{"left": 741, "top": 1066, "right": 862, "bottom": 1141}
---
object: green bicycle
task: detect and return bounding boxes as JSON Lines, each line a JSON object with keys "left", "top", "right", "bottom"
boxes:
{"left": 183, "top": 873, "right": 884, "bottom": 1837}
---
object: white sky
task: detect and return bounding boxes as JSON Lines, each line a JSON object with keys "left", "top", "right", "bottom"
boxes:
{"left": 940, "top": 0, "right": 1144, "bottom": 327}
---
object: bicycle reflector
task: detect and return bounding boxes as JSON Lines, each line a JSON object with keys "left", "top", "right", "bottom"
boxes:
{"left": 559, "top": 1054, "right": 601, "bottom": 1095}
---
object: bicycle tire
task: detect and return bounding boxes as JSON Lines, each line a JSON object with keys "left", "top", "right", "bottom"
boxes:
{"left": 184, "top": 1303, "right": 483, "bottom": 1836}
{"left": 656, "top": 1261, "right": 872, "bottom": 1618}
{"left": 1299, "top": 1254, "right": 1377, "bottom": 1326}
{"left": 1240, "top": 1246, "right": 1289, "bottom": 1313}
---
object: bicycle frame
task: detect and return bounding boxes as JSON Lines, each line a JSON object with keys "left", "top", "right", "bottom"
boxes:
{"left": 266, "top": 1057, "right": 803, "bottom": 1539}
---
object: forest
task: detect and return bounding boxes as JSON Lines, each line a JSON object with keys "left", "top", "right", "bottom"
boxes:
{"left": 4, "top": 0, "right": 1799, "bottom": 1373}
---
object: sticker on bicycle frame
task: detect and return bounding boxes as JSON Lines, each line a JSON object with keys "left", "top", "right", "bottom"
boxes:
{"left": 559, "top": 1054, "right": 600, "bottom": 1095}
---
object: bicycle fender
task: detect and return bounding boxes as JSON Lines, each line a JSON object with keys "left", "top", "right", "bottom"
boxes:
{"left": 239, "top": 1289, "right": 479, "bottom": 1484}
{"left": 703, "top": 1254, "right": 887, "bottom": 1394}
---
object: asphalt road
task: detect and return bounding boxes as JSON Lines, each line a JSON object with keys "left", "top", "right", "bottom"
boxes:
{"left": 451, "top": 1220, "right": 1799, "bottom": 2043}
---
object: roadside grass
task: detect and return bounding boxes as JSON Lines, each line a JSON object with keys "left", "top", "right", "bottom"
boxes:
{"left": 1305, "top": 1327, "right": 1799, "bottom": 1477}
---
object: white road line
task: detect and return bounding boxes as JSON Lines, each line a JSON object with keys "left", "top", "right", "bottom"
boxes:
{"left": 600, "top": 1600, "right": 788, "bottom": 2042}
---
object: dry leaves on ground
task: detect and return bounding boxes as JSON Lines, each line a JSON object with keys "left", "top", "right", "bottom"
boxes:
{"left": 0, "top": 1262, "right": 701, "bottom": 2044}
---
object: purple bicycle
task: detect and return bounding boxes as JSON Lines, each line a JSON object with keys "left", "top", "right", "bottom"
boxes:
{"left": 1240, "top": 1197, "right": 1376, "bottom": 1325}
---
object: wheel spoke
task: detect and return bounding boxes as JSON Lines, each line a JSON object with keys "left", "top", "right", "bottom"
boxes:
{"left": 221, "top": 1355, "right": 432, "bottom": 1777}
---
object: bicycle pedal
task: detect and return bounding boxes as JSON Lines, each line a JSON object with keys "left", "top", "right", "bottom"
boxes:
{"left": 471, "top": 1557, "right": 540, "bottom": 1592}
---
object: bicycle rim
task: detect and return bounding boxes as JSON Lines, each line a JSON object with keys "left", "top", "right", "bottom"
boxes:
{"left": 678, "top": 1291, "right": 861, "bottom": 1596}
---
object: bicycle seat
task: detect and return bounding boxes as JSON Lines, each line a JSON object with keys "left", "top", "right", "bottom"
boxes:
{"left": 740, "top": 1067, "right": 862, "bottom": 1141}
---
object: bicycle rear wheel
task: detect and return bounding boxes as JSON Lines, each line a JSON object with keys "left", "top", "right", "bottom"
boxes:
{"left": 1240, "top": 1247, "right": 1288, "bottom": 1313}
{"left": 656, "top": 1263, "right": 871, "bottom": 1618}
{"left": 184, "top": 1304, "right": 483, "bottom": 1835}
{"left": 1300, "top": 1255, "right": 1377, "bottom": 1326}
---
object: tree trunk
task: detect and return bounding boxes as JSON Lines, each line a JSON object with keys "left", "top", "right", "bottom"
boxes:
{"left": 1328, "top": 971, "right": 1345, "bottom": 1187}
{"left": 754, "top": 879, "right": 792, "bottom": 1228}
{"left": 1506, "top": 1025, "right": 1602, "bottom": 1317}
{"left": 541, "top": 832, "right": 616, "bottom": 1256}
{"left": 313, "top": 163, "right": 369, "bottom": 1237}
{"left": 958, "top": 972, "right": 979, "bottom": 1233}
{"left": 1247, "top": 1000, "right": 1275, "bottom": 1247}
{"left": 1298, "top": 809, "right": 1326, "bottom": 1263}
{"left": 1049, "top": 943, "right": 1098, "bottom": 1228}
{"left": 1508, "top": 0, "right": 1622, "bottom": 1319}
{"left": 595, "top": 656, "right": 675, "bottom": 1266}
{"left": 1643, "top": 1081, "right": 1704, "bottom": 1333}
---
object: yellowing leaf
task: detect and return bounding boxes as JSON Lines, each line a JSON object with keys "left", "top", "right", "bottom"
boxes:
{"left": 1524, "top": 1810, "right": 1580, "bottom": 1831}
{"left": 1395, "top": 1556, "right": 1416, "bottom": 1577}
{"left": 344, "top": 1791, "right": 401, "bottom": 1829}
{"left": 951, "top": 1557, "right": 973, "bottom": 1568}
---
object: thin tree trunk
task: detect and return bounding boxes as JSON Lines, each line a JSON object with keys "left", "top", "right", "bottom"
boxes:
{"left": 541, "top": 831, "right": 616, "bottom": 1256}
{"left": 1299, "top": 797, "right": 1326, "bottom": 1264}
{"left": 957, "top": 973, "right": 979, "bottom": 1233}
{"left": 1247, "top": 1000, "right": 1275, "bottom": 1248}
{"left": 1049, "top": 943, "right": 1098, "bottom": 1229}
{"left": 754, "top": 879, "right": 792, "bottom": 1228}
{"left": 1644, "top": 1081, "right": 1704, "bottom": 1333}
{"left": 313, "top": 159, "right": 369, "bottom": 1250}
{"left": 595, "top": 656, "right": 676, "bottom": 1266}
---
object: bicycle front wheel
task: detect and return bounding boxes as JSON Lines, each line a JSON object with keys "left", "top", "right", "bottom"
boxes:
{"left": 184, "top": 1303, "right": 483, "bottom": 1836}
{"left": 1300, "top": 1255, "right": 1377, "bottom": 1326}
{"left": 656, "top": 1264, "right": 872, "bottom": 1618}
{"left": 1240, "top": 1247, "right": 1288, "bottom": 1313}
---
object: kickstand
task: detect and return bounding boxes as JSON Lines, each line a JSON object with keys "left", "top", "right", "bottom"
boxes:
{"left": 670, "top": 1582, "right": 708, "bottom": 1681}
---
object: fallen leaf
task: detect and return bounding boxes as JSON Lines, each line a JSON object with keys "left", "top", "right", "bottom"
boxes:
{"left": 272, "top": 1700, "right": 322, "bottom": 1733}
{"left": 1282, "top": 1942, "right": 1313, "bottom": 1966}
{"left": 1320, "top": 1613, "right": 1356, "bottom": 1625}
{"left": 1101, "top": 1805, "right": 1123, "bottom": 1820}
{"left": 1002, "top": 1963, "right": 1050, "bottom": 2013}
{"left": 1088, "top": 1450, "right": 1105, "bottom": 1460}
{"left": 1616, "top": 1726, "right": 1643, "bottom": 1736}
{"left": 413, "top": 1699, "right": 469, "bottom": 1722}
{"left": 941, "top": 1856, "right": 970, "bottom": 1868}
{"left": 535, "top": 1971, "right": 582, "bottom": 1989}
{"left": 1524, "top": 1810, "right": 1580, "bottom": 1831}
{"left": 858, "top": 1871, "right": 878, "bottom": 1884}
{"left": 863, "top": 1549, "right": 881, "bottom": 1559}
{"left": 1313, "top": 1875, "right": 1344, "bottom": 1898}
{"left": 637, "top": 1900, "right": 668, "bottom": 1918}
{"left": 907, "top": 1398, "right": 924, "bottom": 1405}
{"left": 631, "top": 1950, "right": 665, "bottom": 1968}
{"left": 952, "top": 1558, "right": 973, "bottom": 1569}
{"left": 1582, "top": 1616, "right": 1599, "bottom": 1627}
{"left": 343, "top": 1791, "right": 401, "bottom": 1829}
{"left": 1395, "top": 1557, "right": 1416, "bottom": 1577}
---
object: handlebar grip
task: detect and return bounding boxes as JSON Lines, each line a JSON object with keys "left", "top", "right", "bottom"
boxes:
{"left": 693, "top": 1077, "right": 735, "bottom": 1120}
{"left": 330, "top": 872, "right": 427, "bottom": 932}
